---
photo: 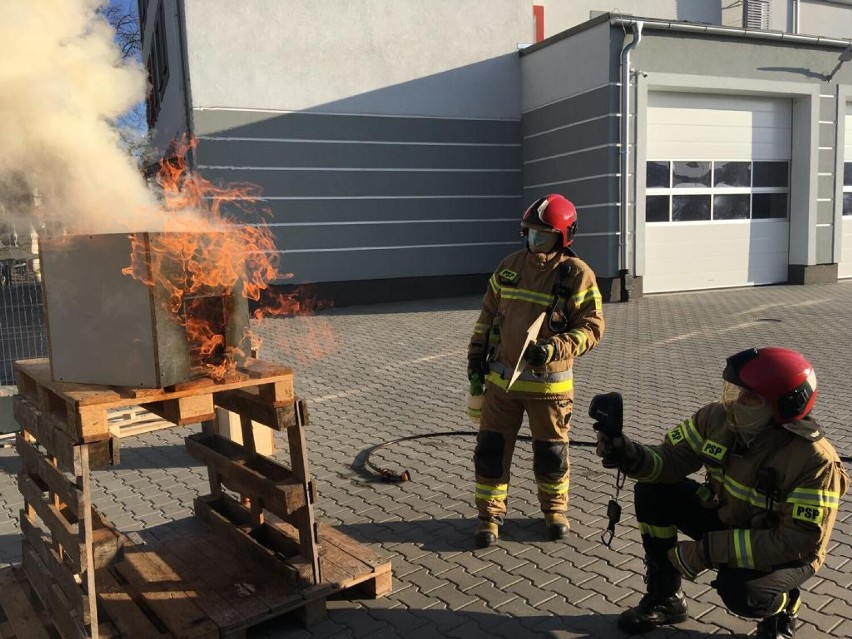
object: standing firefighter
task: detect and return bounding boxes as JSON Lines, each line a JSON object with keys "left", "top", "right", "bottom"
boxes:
{"left": 467, "top": 194, "right": 605, "bottom": 548}
{"left": 596, "top": 347, "right": 849, "bottom": 638}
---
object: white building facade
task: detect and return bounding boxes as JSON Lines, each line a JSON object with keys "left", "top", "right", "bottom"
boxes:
{"left": 140, "top": 0, "right": 852, "bottom": 303}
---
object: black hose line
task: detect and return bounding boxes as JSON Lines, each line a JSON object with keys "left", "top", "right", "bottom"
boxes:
{"left": 361, "top": 430, "right": 852, "bottom": 483}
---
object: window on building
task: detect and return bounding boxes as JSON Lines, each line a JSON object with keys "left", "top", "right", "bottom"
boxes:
{"left": 645, "top": 160, "right": 789, "bottom": 223}
{"left": 843, "top": 163, "right": 852, "bottom": 216}
{"left": 145, "top": 2, "right": 169, "bottom": 127}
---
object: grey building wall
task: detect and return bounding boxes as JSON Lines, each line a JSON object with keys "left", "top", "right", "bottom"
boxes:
{"left": 799, "top": 1, "right": 852, "bottom": 39}
{"left": 520, "top": 19, "right": 620, "bottom": 277}
{"left": 175, "top": 0, "right": 530, "bottom": 287}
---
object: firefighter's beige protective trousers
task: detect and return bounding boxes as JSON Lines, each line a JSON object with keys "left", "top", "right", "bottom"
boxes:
{"left": 474, "top": 382, "right": 573, "bottom": 520}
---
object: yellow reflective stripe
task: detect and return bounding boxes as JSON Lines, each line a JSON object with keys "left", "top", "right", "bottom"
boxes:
{"left": 475, "top": 483, "right": 508, "bottom": 501}
{"left": 681, "top": 417, "right": 703, "bottom": 453}
{"left": 489, "top": 274, "right": 500, "bottom": 294}
{"left": 638, "top": 522, "right": 677, "bottom": 539}
{"left": 537, "top": 479, "right": 569, "bottom": 495}
{"left": 786, "top": 487, "right": 841, "bottom": 509}
{"left": 486, "top": 371, "right": 574, "bottom": 394}
{"left": 733, "top": 529, "right": 754, "bottom": 568}
{"left": 467, "top": 407, "right": 481, "bottom": 419}
{"left": 568, "top": 329, "right": 589, "bottom": 356}
{"left": 572, "top": 286, "right": 602, "bottom": 309}
{"left": 500, "top": 287, "right": 553, "bottom": 306}
{"left": 473, "top": 322, "right": 489, "bottom": 335}
{"left": 634, "top": 447, "right": 662, "bottom": 482}
{"left": 717, "top": 474, "right": 783, "bottom": 511}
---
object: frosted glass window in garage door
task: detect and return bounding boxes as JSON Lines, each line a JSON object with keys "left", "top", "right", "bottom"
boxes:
{"left": 644, "top": 93, "right": 791, "bottom": 293}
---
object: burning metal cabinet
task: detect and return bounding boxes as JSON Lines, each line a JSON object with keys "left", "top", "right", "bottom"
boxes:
{"left": 39, "top": 232, "right": 250, "bottom": 388}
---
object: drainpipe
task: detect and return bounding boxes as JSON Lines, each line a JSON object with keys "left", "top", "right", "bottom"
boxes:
{"left": 793, "top": 0, "right": 800, "bottom": 34}
{"left": 618, "top": 21, "right": 642, "bottom": 302}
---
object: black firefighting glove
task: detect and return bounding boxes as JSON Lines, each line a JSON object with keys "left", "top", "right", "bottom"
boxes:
{"left": 523, "top": 338, "right": 555, "bottom": 367}
{"left": 595, "top": 431, "right": 645, "bottom": 473}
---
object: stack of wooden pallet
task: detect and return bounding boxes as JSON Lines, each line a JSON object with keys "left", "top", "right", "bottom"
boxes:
{"left": 7, "top": 357, "right": 392, "bottom": 639}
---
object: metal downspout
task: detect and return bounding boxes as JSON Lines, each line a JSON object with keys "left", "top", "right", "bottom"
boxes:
{"left": 793, "top": 0, "right": 800, "bottom": 34}
{"left": 619, "top": 21, "right": 642, "bottom": 301}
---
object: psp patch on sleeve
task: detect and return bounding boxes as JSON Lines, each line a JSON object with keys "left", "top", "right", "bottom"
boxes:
{"left": 792, "top": 503, "right": 824, "bottom": 526}
{"left": 667, "top": 424, "right": 685, "bottom": 446}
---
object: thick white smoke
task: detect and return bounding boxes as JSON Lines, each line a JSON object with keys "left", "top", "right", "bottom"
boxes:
{"left": 0, "top": 0, "right": 160, "bottom": 236}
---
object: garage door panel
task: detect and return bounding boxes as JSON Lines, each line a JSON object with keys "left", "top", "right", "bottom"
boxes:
{"left": 644, "top": 93, "right": 791, "bottom": 293}
{"left": 841, "top": 218, "right": 852, "bottom": 278}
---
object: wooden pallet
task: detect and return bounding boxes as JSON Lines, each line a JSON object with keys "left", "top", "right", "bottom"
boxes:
{"left": 0, "top": 564, "right": 119, "bottom": 639}
{"left": 93, "top": 517, "right": 391, "bottom": 639}
{"left": 10, "top": 357, "right": 392, "bottom": 638}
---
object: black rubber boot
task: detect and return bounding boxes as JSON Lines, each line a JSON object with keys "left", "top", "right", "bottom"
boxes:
{"left": 544, "top": 512, "right": 570, "bottom": 540}
{"left": 618, "top": 562, "right": 689, "bottom": 634}
{"left": 474, "top": 518, "right": 499, "bottom": 548}
{"left": 755, "top": 588, "right": 799, "bottom": 639}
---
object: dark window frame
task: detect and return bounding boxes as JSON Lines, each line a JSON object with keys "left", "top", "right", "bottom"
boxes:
{"left": 145, "top": 1, "right": 169, "bottom": 127}
{"left": 645, "top": 159, "right": 789, "bottom": 223}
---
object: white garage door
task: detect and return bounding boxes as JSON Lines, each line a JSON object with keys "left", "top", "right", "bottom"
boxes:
{"left": 840, "top": 104, "right": 852, "bottom": 279}
{"left": 644, "top": 93, "right": 792, "bottom": 293}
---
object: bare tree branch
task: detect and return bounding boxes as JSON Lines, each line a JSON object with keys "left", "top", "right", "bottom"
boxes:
{"left": 99, "top": 4, "right": 142, "bottom": 61}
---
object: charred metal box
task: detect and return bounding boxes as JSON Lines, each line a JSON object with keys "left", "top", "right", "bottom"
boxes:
{"left": 39, "top": 233, "right": 250, "bottom": 388}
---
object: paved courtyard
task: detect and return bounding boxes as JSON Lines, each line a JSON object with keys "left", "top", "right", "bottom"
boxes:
{"left": 1, "top": 281, "right": 850, "bottom": 638}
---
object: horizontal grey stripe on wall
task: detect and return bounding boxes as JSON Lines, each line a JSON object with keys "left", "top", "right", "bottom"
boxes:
{"left": 816, "top": 225, "right": 833, "bottom": 265}
{"left": 523, "top": 116, "right": 619, "bottom": 163}
{"left": 220, "top": 197, "right": 524, "bottom": 225}
{"left": 198, "top": 168, "right": 520, "bottom": 198}
{"left": 194, "top": 109, "right": 520, "bottom": 145}
{"left": 269, "top": 220, "right": 520, "bottom": 252}
{"left": 523, "top": 175, "right": 618, "bottom": 208}
{"left": 817, "top": 198, "right": 835, "bottom": 225}
{"left": 277, "top": 244, "right": 517, "bottom": 285}
{"left": 196, "top": 138, "right": 521, "bottom": 171}
{"left": 522, "top": 85, "right": 619, "bottom": 138}
{"left": 523, "top": 148, "right": 615, "bottom": 186}
{"left": 216, "top": 199, "right": 525, "bottom": 224}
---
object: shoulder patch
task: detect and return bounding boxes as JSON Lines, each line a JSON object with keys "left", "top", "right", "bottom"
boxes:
{"left": 498, "top": 268, "right": 520, "bottom": 284}
{"left": 667, "top": 424, "right": 686, "bottom": 446}
{"left": 792, "top": 503, "right": 824, "bottom": 526}
{"left": 701, "top": 439, "right": 727, "bottom": 462}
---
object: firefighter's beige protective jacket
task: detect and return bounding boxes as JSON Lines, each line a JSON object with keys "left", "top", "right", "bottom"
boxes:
{"left": 629, "top": 402, "right": 849, "bottom": 573}
{"left": 468, "top": 248, "right": 605, "bottom": 400}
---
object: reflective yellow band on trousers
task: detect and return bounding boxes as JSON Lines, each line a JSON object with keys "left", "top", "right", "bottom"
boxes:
{"left": 475, "top": 483, "right": 508, "bottom": 501}
{"left": 639, "top": 522, "right": 678, "bottom": 539}
{"left": 537, "top": 479, "right": 569, "bottom": 495}
{"left": 487, "top": 371, "right": 574, "bottom": 394}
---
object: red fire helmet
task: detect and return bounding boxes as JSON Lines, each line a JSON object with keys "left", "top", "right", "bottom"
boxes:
{"left": 722, "top": 347, "right": 818, "bottom": 423}
{"left": 521, "top": 194, "right": 578, "bottom": 248}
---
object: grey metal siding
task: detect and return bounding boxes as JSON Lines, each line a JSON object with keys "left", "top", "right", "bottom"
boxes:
{"left": 521, "top": 85, "right": 620, "bottom": 275}
{"left": 195, "top": 109, "right": 523, "bottom": 285}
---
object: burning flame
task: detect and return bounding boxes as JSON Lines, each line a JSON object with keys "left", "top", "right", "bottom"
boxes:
{"left": 122, "top": 137, "right": 332, "bottom": 380}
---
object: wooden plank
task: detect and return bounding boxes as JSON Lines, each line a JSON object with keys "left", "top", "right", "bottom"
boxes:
{"left": 213, "top": 391, "right": 298, "bottom": 430}
{"left": 184, "top": 433, "right": 306, "bottom": 518}
{"left": 21, "top": 515, "right": 89, "bottom": 623}
{"left": 18, "top": 475, "right": 83, "bottom": 574}
{"left": 78, "top": 445, "right": 100, "bottom": 638}
{"left": 21, "top": 549, "right": 88, "bottom": 639}
{"left": 16, "top": 434, "right": 82, "bottom": 519}
{"left": 0, "top": 563, "right": 52, "bottom": 639}
{"left": 194, "top": 496, "right": 311, "bottom": 588}
{"left": 145, "top": 394, "right": 215, "bottom": 426}
{"left": 14, "top": 396, "right": 116, "bottom": 472}
{"left": 286, "top": 403, "right": 321, "bottom": 584}
{"left": 95, "top": 568, "right": 171, "bottom": 639}
{"left": 14, "top": 358, "right": 293, "bottom": 411}
{"left": 72, "top": 407, "right": 110, "bottom": 443}
{"left": 114, "top": 550, "right": 218, "bottom": 639}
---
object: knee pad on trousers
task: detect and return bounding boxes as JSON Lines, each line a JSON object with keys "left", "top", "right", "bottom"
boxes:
{"left": 532, "top": 440, "right": 568, "bottom": 481}
{"left": 714, "top": 574, "right": 782, "bottom": 619}
{"left": 475, "top": 430, "right": 505, "bottom": 479}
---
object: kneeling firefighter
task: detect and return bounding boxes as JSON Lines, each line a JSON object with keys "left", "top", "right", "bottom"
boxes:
{"left": 467, "top": 194, "right": 605, "bottom": 548}
{"left": 596, "top": 347, "right": 849, "bottom": 638}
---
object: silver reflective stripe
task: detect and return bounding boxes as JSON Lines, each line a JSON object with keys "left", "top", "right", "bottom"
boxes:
{"left": 489, "top": 361, "right": 573, "bottom": 382}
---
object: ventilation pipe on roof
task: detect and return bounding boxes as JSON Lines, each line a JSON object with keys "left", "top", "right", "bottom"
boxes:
{"left": 618, "top": 20, "right": 642, "bottom": 302}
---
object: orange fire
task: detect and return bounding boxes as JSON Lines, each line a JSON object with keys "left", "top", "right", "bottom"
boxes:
{"left": 122, "top": 137, "right": 331, "bottom": 380}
